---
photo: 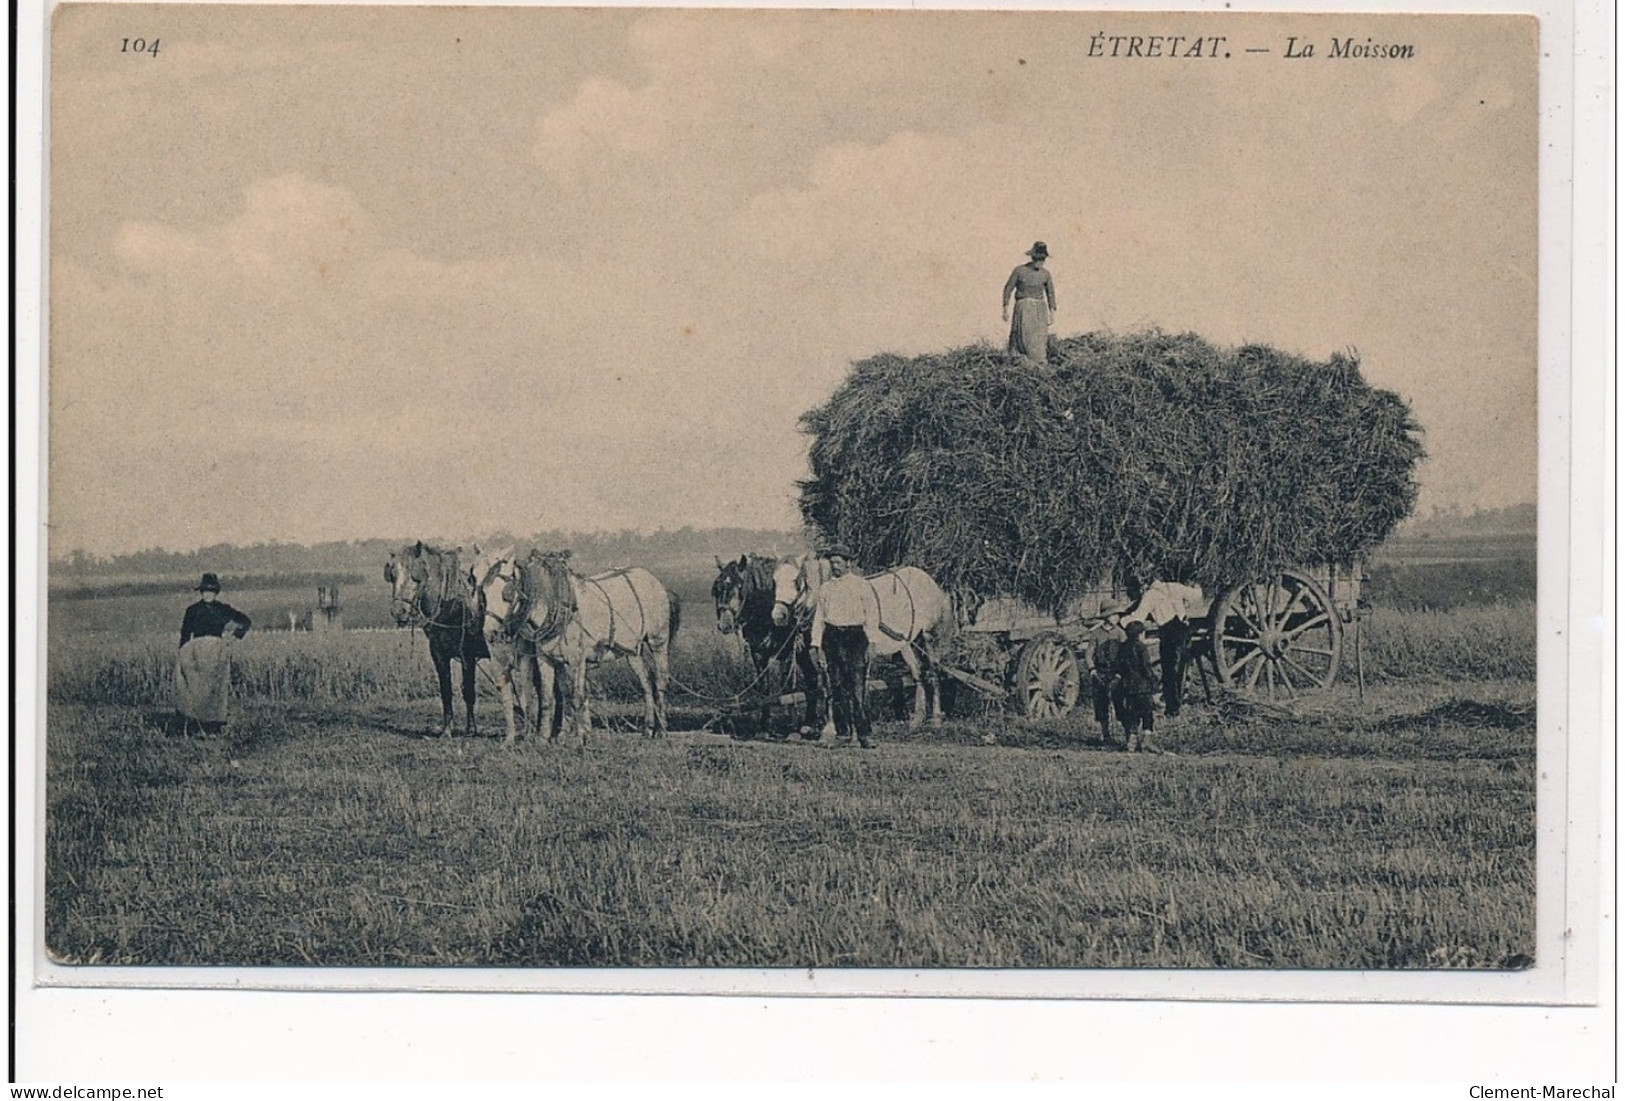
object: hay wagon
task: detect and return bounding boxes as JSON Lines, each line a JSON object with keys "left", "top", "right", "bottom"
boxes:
{"left": 795, "top": 330, "right": 1421, "bottom": 724}
{"left": 939, "top": 563, "right": 1367, "bottom": 719}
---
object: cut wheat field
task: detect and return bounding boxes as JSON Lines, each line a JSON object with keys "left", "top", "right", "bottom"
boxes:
{"left": 42, "top": 598, "right": 1535, "bottom": 970}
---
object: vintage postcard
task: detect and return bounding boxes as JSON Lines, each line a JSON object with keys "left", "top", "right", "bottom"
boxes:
{"left": 14, "top": 0, "right": 1610, "bottom": 1082}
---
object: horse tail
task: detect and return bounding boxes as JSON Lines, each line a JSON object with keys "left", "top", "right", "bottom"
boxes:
{"left": 666, "top": 589, "right": 682, "bottom": 644}
{"left": 935, "top": 575, "right": 959, "bottom": 648}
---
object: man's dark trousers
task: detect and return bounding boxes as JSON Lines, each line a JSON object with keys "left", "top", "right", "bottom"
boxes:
{"left": 823, "top": 625, "right": 872, "bottom": 744}
{"left": 1159, "top": 618, "right": 1193, "bottom": 717}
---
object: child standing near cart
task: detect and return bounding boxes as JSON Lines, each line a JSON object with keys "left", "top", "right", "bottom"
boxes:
{"left": 1089, "top": 634, "right": 1122, "bottom": 745}
{"left": 1115, "top": 620, "right": 1158, "bottom": 752}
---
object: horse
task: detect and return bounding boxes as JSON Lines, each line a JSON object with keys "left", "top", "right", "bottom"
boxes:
{"left": 711, "top": 554, "right": 826, "bottom": 739}
{"left": 384, "top": 542, "right": 491, "bottom": 738}
{"left": 477, "top": 549, "right": 681, "bottom": 744}
{"left": 468, "top": 546, "right": 566, "bottom": 745}
{"left": 773, "top": 553, "right": 955, "bottom": 729}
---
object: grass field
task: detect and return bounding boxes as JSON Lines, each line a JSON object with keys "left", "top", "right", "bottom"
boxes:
{"left": 42, "top": 608, "right": 1535, "bottom": 969}
{"left": 43, "top": 682, "right": 1535, "bottom": 969}
{"left": 41, "top": 536, "right": 1538, "bottom": 969}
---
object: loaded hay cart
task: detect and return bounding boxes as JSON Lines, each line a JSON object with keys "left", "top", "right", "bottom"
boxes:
{"left": 798, "top": 329, "right": 1418, "bottom": 720}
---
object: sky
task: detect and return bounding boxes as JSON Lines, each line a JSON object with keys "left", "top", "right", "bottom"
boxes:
{"left": 45, "top": 8, "right": 1538, "bottom": 557}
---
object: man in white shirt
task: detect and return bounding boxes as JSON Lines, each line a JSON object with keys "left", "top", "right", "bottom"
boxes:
{"left": 1122, "top": 578, "right": 1206, "bottom": 718}
{"left": 809, "top": 545, "right": 880, "bottom": 747}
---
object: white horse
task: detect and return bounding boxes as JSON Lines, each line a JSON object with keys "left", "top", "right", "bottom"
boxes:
{"left": 467, "top": 546, "right": 553, "bottom": 745}
{"left": 772, "top": 553, "right": 956, "bottom": 730}
{"left": 474, "top": 548, "right": 680, "bottom": 745}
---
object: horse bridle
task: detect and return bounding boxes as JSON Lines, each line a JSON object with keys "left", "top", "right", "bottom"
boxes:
{"left": 473, "top": 558, "right": 515, "bottom": 639}
{"left": 772, "top": 556, "right": 822, "bottom": 629}
{"left": 390, "top": 547, "right": 475, "bottom": 632}
{"left": 713, "top": 565, "right": 746, "bottom": 634}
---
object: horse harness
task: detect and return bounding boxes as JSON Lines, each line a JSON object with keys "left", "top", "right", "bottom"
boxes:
{"left": 402, "top": 546, "right": 484, "bottom": 636}
{"left": 504, "top": 552, "right": 578, "bottom": 646}
{"left": 506, "top": 556, "right": 652, "bottom": 654}
{"left": 868, "top": 572, "right": 918, "bottom": 644}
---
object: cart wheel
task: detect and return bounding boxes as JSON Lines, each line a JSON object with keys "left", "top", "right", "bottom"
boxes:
{"left": 1014, "top": 634, "right": 1080, "bottom": 718}
{"left": 1212, "top": 569, "right": 1344, "bottom": 700}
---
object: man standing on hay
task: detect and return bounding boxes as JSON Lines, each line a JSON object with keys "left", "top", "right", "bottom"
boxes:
{"left": 175, "top": 572, "right": 252, "bottom": 737}
{"left": 809, "top": 544, "right": 880, "bottom": 749}
{"left": 1002, "top": 240, "right": 1056, "bottom": 367}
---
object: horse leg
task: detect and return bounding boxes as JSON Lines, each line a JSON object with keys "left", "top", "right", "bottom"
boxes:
{"left": 918, "top": 635, "right": 945, "bottom": 729}
{"left": 574, "top": 658, "right": 593, "bottom": 744}
{"left": 462, "top": 655, "right": 479, "bottom": 738}
{"left": 535, "top": 658, "right": 558, "bottom": 742}
{"left": 432, "top": 645, "right": 455, "bottom": 738}
{"left": 757, "top": 654, "right": 773, "bottom": 734}
{"left": 576, "top": 668, "right": 593, "bottom": 738}
{"left": 650, "top": 641, "right": 672, "bottom": 736}
{"left": 559, "top": 647, "right": 590, "bottom": 746}
{"left": 898, "top": 644, "right": 926, "bottom": 730}
{"left": 513, "top": 652, "right": 540, "bottom": 741}
{"left": 794, "top": 642, "right": 830, "bottom": 739}
{"left": 496, "top": 654, "right": 519, "bottom": 746}
{"left": 629, "top": 647, "right": 658, "bottom": 737}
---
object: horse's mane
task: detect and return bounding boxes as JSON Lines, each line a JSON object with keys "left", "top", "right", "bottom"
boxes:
{"left": 796, "top": 552, "right": 832, "bottom": 595}
{"left": 742, "top": 555, "right": 782, "bottom": 600}
{"left": 514, "top": 549, "right": 578, "bottom": 642}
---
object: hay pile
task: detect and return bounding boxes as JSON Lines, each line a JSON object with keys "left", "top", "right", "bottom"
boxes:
{"left": 798, "top": 329, "right": 1423, "bottom": 613}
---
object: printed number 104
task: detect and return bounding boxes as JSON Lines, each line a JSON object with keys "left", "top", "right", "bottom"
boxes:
{"left": 121, "top": 37, "right": 160, "bottom": 56}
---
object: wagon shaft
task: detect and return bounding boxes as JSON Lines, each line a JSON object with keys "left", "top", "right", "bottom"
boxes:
{"left": 938, "top": 665, "right": 1006, "bottom": 699}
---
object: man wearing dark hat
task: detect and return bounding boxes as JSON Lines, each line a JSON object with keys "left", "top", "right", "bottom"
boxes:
{"left": 1001, "top": 241, "right": 1056, "bottom": 367}
{"left": 176, "top": 573, "right": 252, "bottom": 736}
{"left": 808, "top": 545, "right": 880, "bottom": 748}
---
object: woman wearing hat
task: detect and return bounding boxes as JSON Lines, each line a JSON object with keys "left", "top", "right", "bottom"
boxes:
{"left": 176, "top": 573, "right": 252, "bottom": 736}
{"left": 1001, "top": 241, "right": 1056, "bottom": 367}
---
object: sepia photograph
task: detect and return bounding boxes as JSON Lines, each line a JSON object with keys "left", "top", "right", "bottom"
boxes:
{"left": 34, "top": 3, "right": 1559, "bottom": 990}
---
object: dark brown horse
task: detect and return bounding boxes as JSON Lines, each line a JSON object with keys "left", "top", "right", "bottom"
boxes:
{"left": 712, "top": 554, "right": 825, "bottom": 739}
{"left": 384, "top": 542, "right": 490, "bottom": 738}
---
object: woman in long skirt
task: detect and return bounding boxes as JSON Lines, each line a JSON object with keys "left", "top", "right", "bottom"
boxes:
{"left": 176, "top": 572, "right": 251, "bottom": 736}
{"left": 1002, "top": 240, "right": 1056, "bottom": 367}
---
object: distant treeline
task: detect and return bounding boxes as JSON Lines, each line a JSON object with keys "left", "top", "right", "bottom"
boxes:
{"left": 51, "top": 571, "right": 370, "bottom": 601}
{"left": 1396, "top": 503, "right": 1536, "bottom": 540}
{"left": 51, "top": 528, "right": 809, "bottom": 581}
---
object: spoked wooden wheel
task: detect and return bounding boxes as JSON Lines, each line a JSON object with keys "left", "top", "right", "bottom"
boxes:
{"left": 1212, "top": 569, "right": 1344, "bottom": 700}
{"left": 1014, "top": 633, "right": 1080, "bottom": 718}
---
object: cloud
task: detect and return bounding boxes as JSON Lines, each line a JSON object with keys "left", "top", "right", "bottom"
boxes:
{"left": 110, "top": 173, "right": 376, "bottom": 300}
{"left": 534, "top": 76, "right": 675, "bottom": 180}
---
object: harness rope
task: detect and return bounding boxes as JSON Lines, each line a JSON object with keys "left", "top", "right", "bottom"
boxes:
{"left": 580, "top": 569, "right": 648, "bottom": 654}
{"left": 667, "top": 607, "right": 807, "bottom": 705}
{"left": 507, "top": 551, "right": 578, "bottom": 646}
{"left": 867, "top": 571, "right": 917, "bottom": 644}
